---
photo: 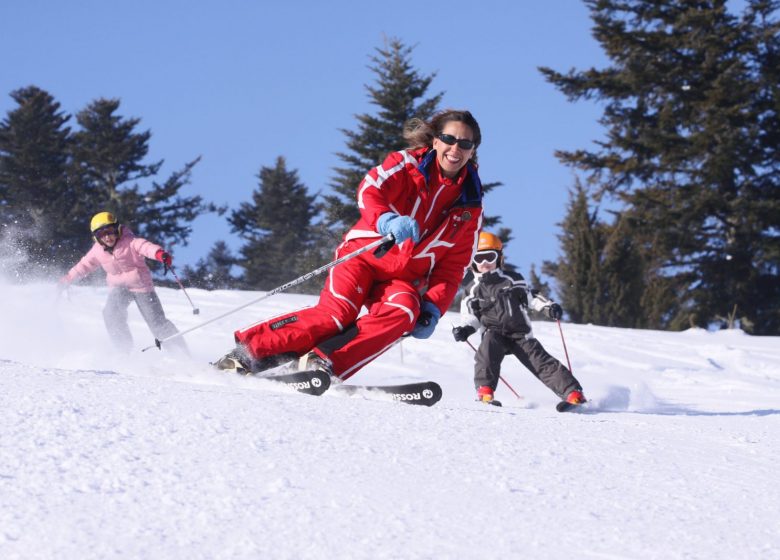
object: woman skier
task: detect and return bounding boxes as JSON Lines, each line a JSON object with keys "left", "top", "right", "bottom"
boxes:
{"left": 215, "top": 109, "right": 484, "bottom": 381}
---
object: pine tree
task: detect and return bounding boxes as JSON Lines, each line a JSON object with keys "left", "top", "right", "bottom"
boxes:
{"left": 131, "top": 156, "right": 221, "bottom": 251}
{"left": 544, "top": 183, "right": 604, "bottom": 324}
{"left": 70, "top": 98, "right": 162, "bottom": 214}
{"left": 0, "top": 86, "right": 80, "bottom": 274}
{"left": 230, "top": 157, "right": 318, "bottom": 291}
{"left": 528, "top": 265, "right": 551, "bottom": 299}
{"left": 545, "top": 183, "right": 649, "bottom": 328}
{"left": 181, "top": 240, "right": 238, "bottom": 290}
{"left": 599, "top": 212, "right": 646, "bottom": 328}
{"left": 323, "top": 38, "right": 443, "bottom": 233}
{"left": 70, "top": 98, "right": 220, "bottom": 267}
{"left": 540, "top": 0, "right": 780, "bottom": 334}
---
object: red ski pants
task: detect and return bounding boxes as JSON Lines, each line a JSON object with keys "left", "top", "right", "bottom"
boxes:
{"left": 234, "top": 246, "right": 421, "bottom": 380}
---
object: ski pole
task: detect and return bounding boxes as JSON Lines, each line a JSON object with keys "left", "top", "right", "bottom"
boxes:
{"left": 460, "top": 333, "right": 523, "bottom": 400}
{"left": 168, "top": 266, "right": 200, "bottom": 315}
{"left": 142, "top": 234, "right": 396, "bottom": 352}
{"left": 556, "top": 319, "right": 574, "bottom": 374}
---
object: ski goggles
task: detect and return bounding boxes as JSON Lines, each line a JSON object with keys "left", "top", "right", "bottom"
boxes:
{"left": 437, "top": 133, "right": 476, "bottom": 150}
{"left": 473, "top": 250, "right": 499, "bottom": 264}
{"left": 95, "top": 225, "right": 118, "bottom": 239}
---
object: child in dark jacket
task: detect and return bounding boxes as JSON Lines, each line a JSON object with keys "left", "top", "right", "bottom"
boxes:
{"left": 452, "top": 232, "right": 586, "bottom": 407}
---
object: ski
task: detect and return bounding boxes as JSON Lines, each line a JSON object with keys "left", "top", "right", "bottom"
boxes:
{"left": 257, "top": 369, "right": 331, "bottom": 396}
{"left": 333, "top": 380, "right": 443, "bottom": 407}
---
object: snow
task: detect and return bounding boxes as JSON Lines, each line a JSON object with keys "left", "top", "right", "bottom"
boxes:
{"left": 1, "top": 280, "right": 779, "bottom": 559}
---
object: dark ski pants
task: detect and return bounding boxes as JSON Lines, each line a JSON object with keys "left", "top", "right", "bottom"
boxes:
{"left": 474, "top": 330, "right": 581, "bottom": 399}
{"left": 103, "top": 288, "right": 187, "bottom": 353}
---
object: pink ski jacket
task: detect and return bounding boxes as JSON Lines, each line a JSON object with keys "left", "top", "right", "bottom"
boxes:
{"left": 64, "top": 228, "right": 162, "bottom": 292}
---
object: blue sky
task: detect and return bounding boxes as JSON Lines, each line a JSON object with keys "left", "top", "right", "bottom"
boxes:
{"left": 1, "top": 0, "right": 613, "bottom": 282}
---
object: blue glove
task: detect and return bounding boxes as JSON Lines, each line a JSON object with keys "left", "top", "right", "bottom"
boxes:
{"left": 411, "top": 301, "right": 441, "bottom": 339}
{"left": 377, "top": 212, "right": 420, "bottom": 244}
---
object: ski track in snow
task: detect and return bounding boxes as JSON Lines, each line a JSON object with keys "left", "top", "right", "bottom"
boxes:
{"left": 1, "top": 282, "right": 779, "bottom": 560}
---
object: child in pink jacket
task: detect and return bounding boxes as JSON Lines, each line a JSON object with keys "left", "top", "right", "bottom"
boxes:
{"left": 60, "top": 212, "right": 186, "bottom": 352}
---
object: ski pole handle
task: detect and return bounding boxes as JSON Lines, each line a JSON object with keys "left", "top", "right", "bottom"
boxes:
{"left": 373, "top": 234, "right": 396, "bottom": 258}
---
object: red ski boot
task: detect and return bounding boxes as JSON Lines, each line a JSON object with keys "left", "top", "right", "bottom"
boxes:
{"left": 476, "top": 386, "right": 502, "bottom": 407}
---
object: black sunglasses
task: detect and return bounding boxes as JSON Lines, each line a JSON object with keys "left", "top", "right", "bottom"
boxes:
{"left": 437, "top": 133, "right": 476, "bottom": 150}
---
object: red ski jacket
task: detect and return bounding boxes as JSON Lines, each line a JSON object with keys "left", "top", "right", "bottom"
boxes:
{"left": 341, "top": 147, "right": 483, "bottom": 315}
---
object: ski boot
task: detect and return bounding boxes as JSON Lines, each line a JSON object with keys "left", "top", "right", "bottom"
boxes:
{"left": 298, "top": 350, "right": 334, "bottom": 379}
{"left": 476, "top": 385, "right": 502, "bottom": 407}
{"left": 214, "top": 348, "right": 298, "bottom": 376}
{"left": 556, "top": 389, "right": 587, "bottom": 412}
{"left": 213, "top": 346, "right": 253, "bottom": 375}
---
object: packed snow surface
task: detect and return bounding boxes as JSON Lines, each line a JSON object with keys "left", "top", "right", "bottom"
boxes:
{"left": 1, "top": 281, "right": 778, "bottom": 559}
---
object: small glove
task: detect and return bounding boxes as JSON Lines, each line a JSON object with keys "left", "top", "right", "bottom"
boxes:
{"left": 452, "top": 325, "right": 476, "bottom": 342}
{"left": 466, "top": 298, "right": 481, "bottom": 315}
{"left": 411, "top": 301, "right": 441, "bottom": 339}
{"left": 546, "top": 303, "right": 563, "bottom": 320}
{"left": 155, "top": 250, "right": 173, "bottom": 267}
{"left": 377, "top": 212, "right": 420, "bottom": 244}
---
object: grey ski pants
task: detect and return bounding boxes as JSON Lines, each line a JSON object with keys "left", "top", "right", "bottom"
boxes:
{"left": 103, "top": 288, "right": 187, "bottom": 353}
{"left": 474, "top": 330, "right": 581, "bottom": 399}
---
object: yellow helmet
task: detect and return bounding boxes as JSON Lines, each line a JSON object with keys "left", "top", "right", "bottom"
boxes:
{"left": 477, "top": 231, "right": 503, "bottom": 252}
{"left": 90, "top": 211, "right": 118, "bottom": 233}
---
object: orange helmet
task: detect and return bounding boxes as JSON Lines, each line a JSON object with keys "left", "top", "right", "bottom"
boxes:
{"left": 477, "top": 231, "right": 503, "bottom": 252}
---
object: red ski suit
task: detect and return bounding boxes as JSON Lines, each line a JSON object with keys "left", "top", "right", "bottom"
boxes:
{"left": 235, "top": 147, "right": 483, "bottom": 380}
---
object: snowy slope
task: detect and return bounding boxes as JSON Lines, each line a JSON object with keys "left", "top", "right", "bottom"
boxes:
{"left": 1, "top": 281, "right": 779, "bottom": 560}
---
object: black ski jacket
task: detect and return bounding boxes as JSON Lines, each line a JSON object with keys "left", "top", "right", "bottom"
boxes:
{"left": 460, "top": 269, "right": 555, "bottom": 339}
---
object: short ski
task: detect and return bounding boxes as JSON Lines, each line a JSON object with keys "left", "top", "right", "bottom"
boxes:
{"left": 257, "top": 369, "right": 331, "bottom": 396}
{"left": 333, "top": 381, "right": 442, "bottom": 407}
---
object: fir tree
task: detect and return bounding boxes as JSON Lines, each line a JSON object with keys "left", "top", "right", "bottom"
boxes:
{"left": 181, "top": 240, "right": 238, "bottom": 290}
{"left": 546, "top": 184, "right": 649, "bottom": 328}
{"left": 599, "top": 212, "right": 646, "bottom": 328}
{"left": 70, "top": 98, "right": 221, "bottom": 269}
{"left": 528, "top": 265, "right": 551, "bottom": 299}
{"left": 544, "top": 183, "right": 604, "bottom": 324}
{"left": 230, "top": 157, "right": 318, "bottom": 291}
{"left": 0, "top": 86, "right": 80, "bottom": 273}
{"left": 131, "top": 156, "right": 221, "bottom": 251}
{"left": 70, "top": 98, "right": 161, "bottom": 215}
{"left": 540, "top": 0, "right": 780, "bottom": 334}
{"left": 323, "top": 38, "right": 443, "bottom": 233}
